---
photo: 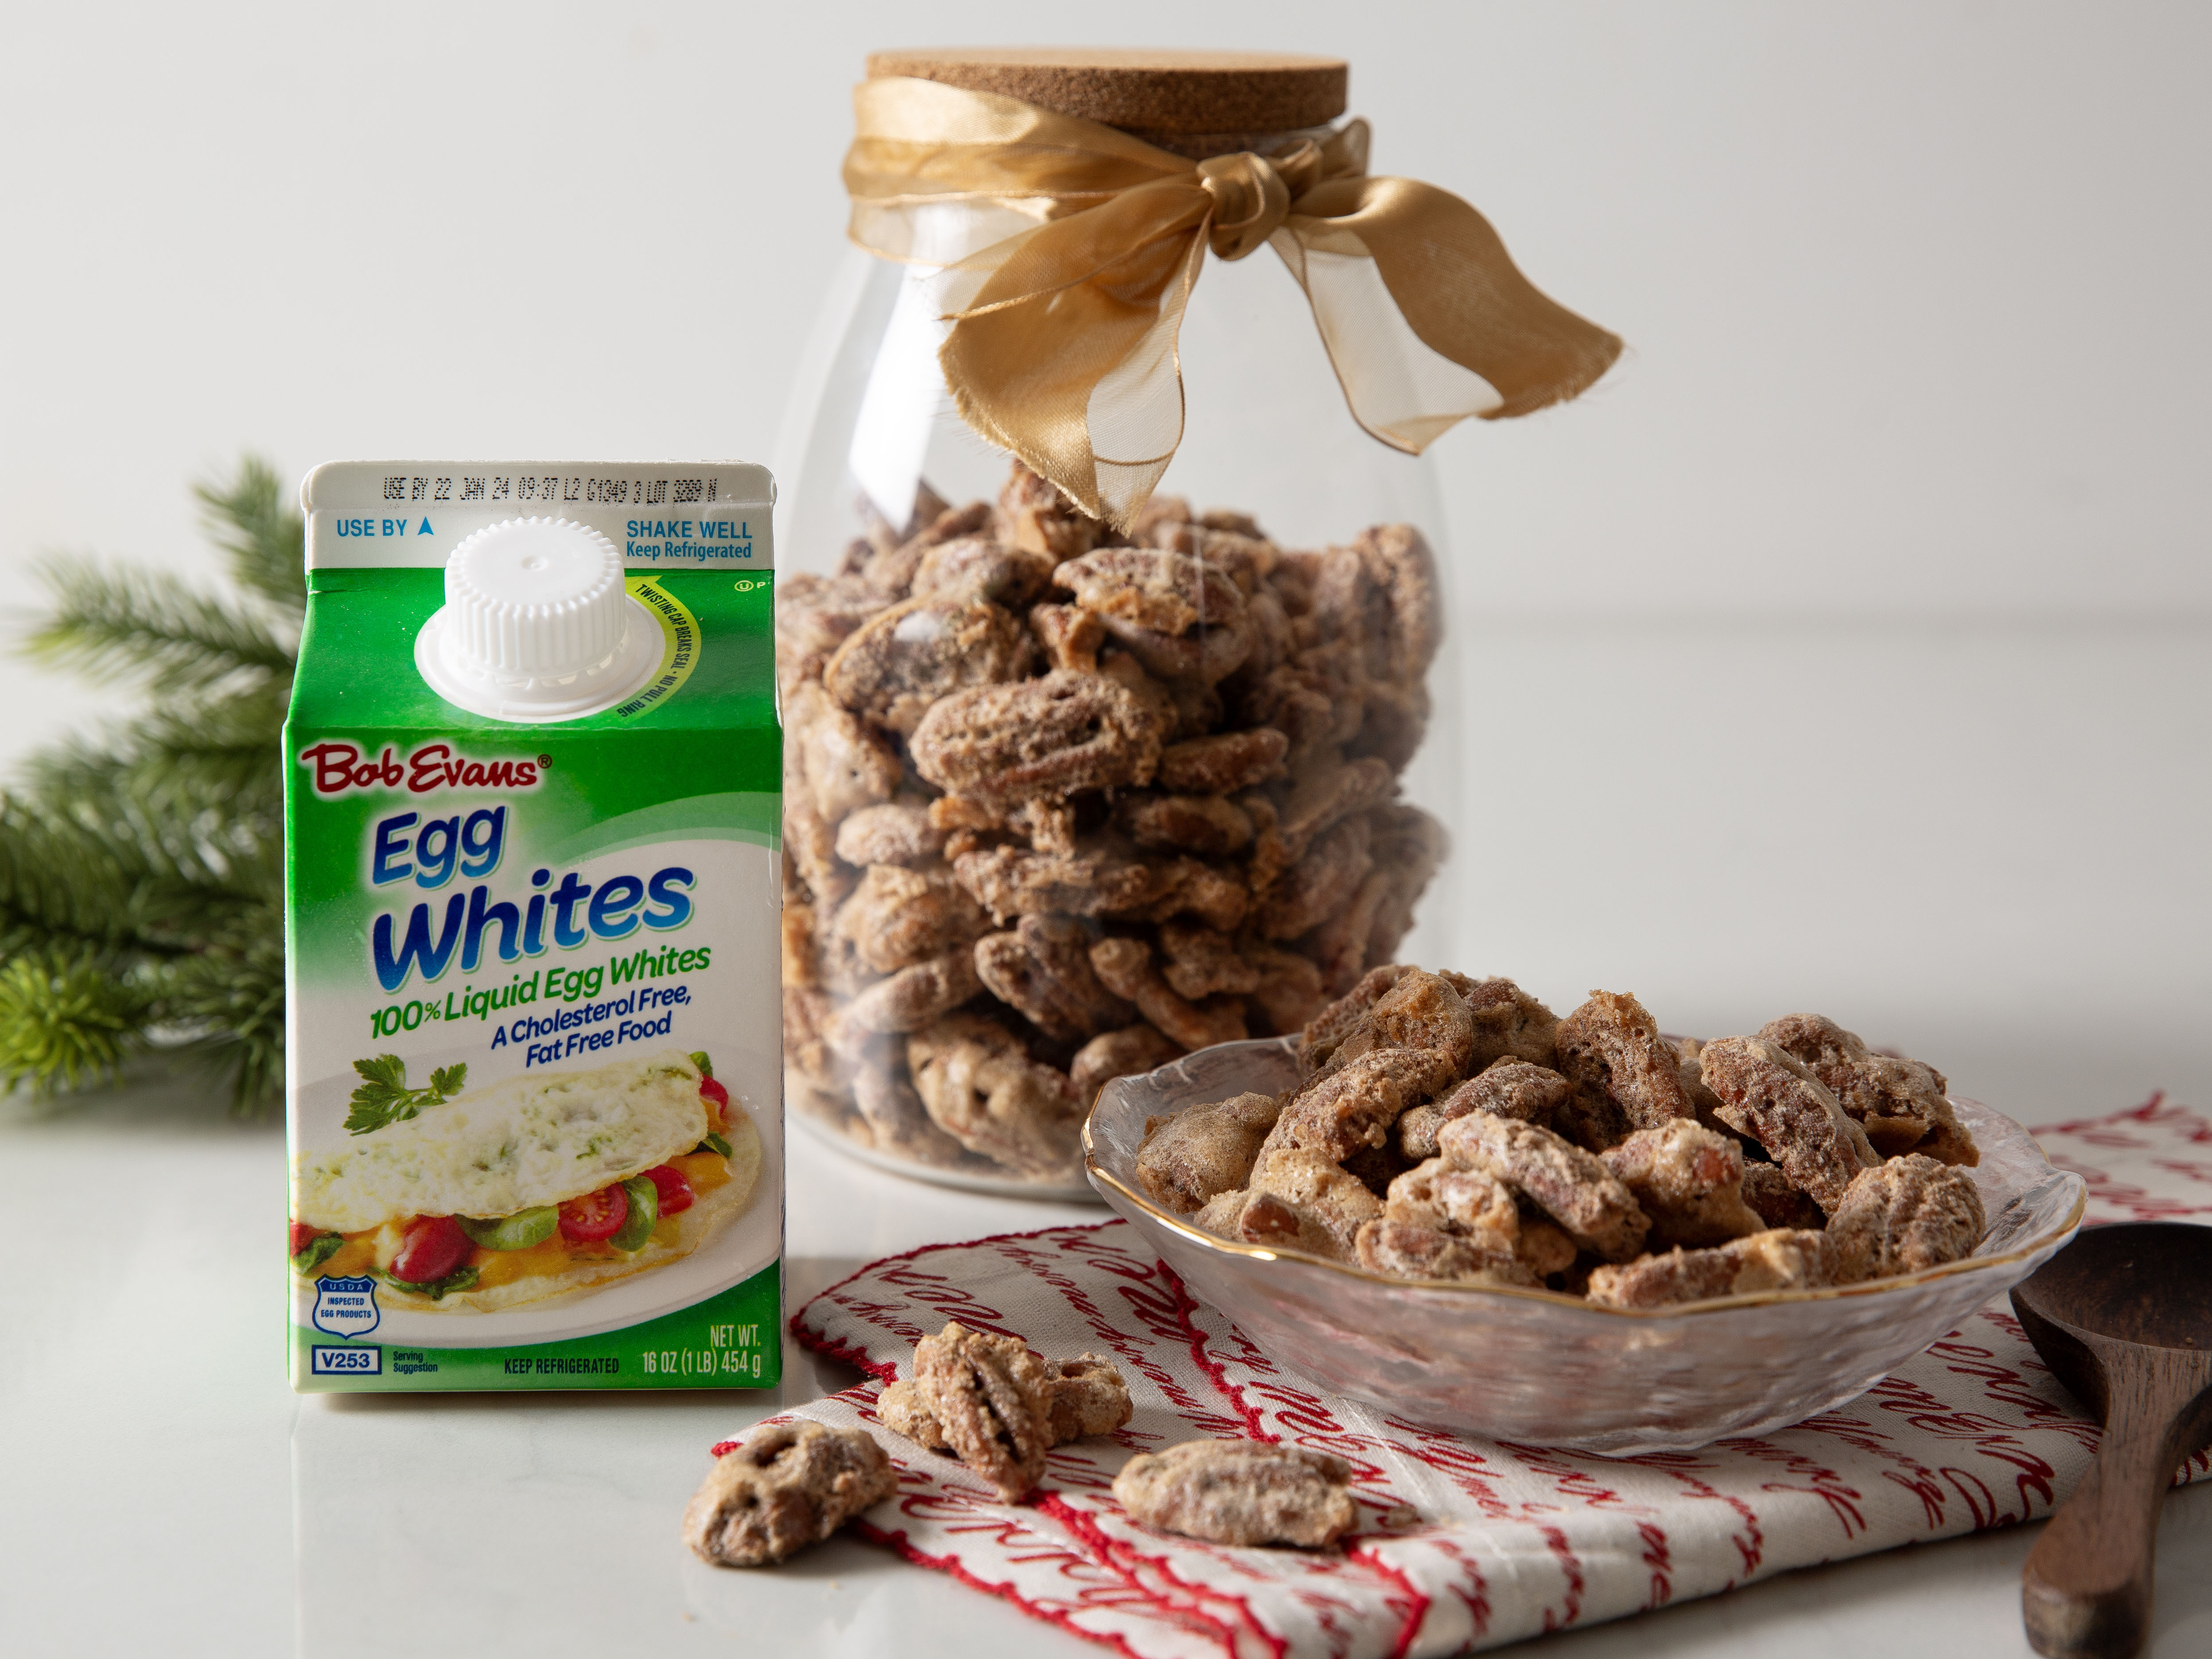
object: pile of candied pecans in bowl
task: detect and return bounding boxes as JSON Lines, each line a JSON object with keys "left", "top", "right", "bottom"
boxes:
{"left": 778, "top": 462, "right": 1449, "bottom": 1186}
{"left": 1135, "top": 965, "right": 1989, "bottom": 1308}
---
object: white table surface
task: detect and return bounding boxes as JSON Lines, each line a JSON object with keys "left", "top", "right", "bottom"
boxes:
{"left": 4, "top": 619, "right": 2209, "bottom": 1656}
{"left": 2, "top": 1081, "right": 2207, "bottom": 1659}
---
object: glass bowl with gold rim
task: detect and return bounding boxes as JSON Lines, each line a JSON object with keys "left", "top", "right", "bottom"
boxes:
{"left": 1082, "top": 1035, "right": 2086, "bottom": 1455}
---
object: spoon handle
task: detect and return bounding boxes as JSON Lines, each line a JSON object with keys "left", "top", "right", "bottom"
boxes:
{"left": 2021, "top": 1360, "right": 2200, "bottom": 1659}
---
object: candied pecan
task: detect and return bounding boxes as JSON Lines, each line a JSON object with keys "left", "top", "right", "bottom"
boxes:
{"left": 781, "top": 902, "right": 820, "bottom": 991}
{"left": 1361, "top": 804, "right": 1449, "bottom": 966}
{"left": 1070, "top": 1023, "right": 1185, "bottom": 1106}
{"left": 1236, "top": 1145, "right": 1385, "bottom": 1259}
{"left": 1239, "top": 942, "right": 1329, "bottom": 1036}
{"left": 1197, "top": 508, "right": 1266, "bottom": 539}
{"left": 1600, "top": 1119, "right": 1765, "bottom": 1249}
{"left": 1113, "top": 1440, "right": 1357, "bottom": 1548}
{"left": 833, "top": 865, "right": 989, "bottom": 974}
{"left": 1051, "top": 548, "right": 1253, "bottom": 684}
{"left": 910, "top": 670, "right": 1164, "bottom": 802}
{"left": 1135, "top": 1091, "right": 1281, "bottom": 1214}
{"left": 1555, "top": 991, "right": 1695, "bottom": 1143}
{"left": 1043, "top": 1355, "right": 1134, "bottom": 1443}
{"left": 820, "top": 998, "right": 904, "bottom": 1072}
{"left": 1301, "top": 870, "right": 1392, "bottom": 997}
{"left": 1089, "top": 936, "right": 1248, "bottom": 1052}
{"left": 955, "top": 842, "right": 1178, "bottom": 923}
{"left": 859, "top": 500, "right": 992, "bottom": 594}
{"left": 877, "top": 1378, "right": 950, "bottom": 1449}
{"left": 1383, "top": 1158, "right": 1520, "bottom": 1247}
{"left": 834, "top": 800, "right": 947, "bottom": 869}
{"left": 972, "top": 916, "right": 1134, "bottom": 1042}
{"left": 809, "top": 917, "right": 883, "bottom": 999}
{"left": 1585, "top": 1229, "right": 1835, "bottom": 1310}
{"left": 1516, "top": 1215, "right": 1579, "bottom": 1278}
{"left": 684, "top": 1421, "right": 898, "bottom": 1567}
{"left": 1316, "top": 967, "right": 1479, "bottom": 1078}
{"left": 1265, "top": 756, "right": 1396, "bottom": 873}
{"left": 1160, "top": 677, "right": 1226, "bottom": 741}
{"left": 1236, "top": 670, "right": 1341, "bottom": 764}
{"left": 1673, "top": 1037, "right": 1742, "bottom": 1139}
{"left": 1825, "top": 1154, "right": 1987, "bottom": 1282}
{"left": 783, "top": 985, "right": 842, "bottom": 1088}
{"left": 1254, "top": 814, "right": 1372, "bottom": 940}
{"left": 789, "top": 682, "right": 903, "bottom": 821}
{"left": 1758, "top": 1014, "right": 1978, "bottom": 1166}
{"left": 1198, "top": 1186, "right": 1338, "bottom": 1258}
{"left": 1351, "top": 522, "right": 1444, "bottom": 679}
{"left": 1298, "top": 964, "right": 1412, "bottom": 1069}
{"left": 1001, "top": 462, "right": 1104, "bottom": 560}
{"left": 1148, "top": 519, "right": 1278, "bottom": 591}
{"left": 1355, "top": 1219, "right": 1539, "bottom": 1286}
{"left": 852, "top": 1061, "right": 973, "bottom": 1168}
{"left": 790, "top": 1075, "right": 863, "bottom": 1145}
{"left": 1115, "top": 791, "right": 1254, "bottom": 857}
{"left": 1263, "top": 1045, "right": 1458, "bottom": 1162}
{"left": 1131, "top": 491, "right": 1193, "bottom": 540}
{"left": 1310, "top": 527, "right": 1441, "bottom": 687}
{"left": 1456, "top": 976, "right": 1562, "bottom": 1070}
{"left": 785, "top": 800, "right": 854, "bottom": 909}
{"left": 912, "top": 1321, "right": 1053, "bottom": 1501}
{"left": 1240, "top": 587, "right": 1295, "bottom": 679}
{"left": 908, "top": 1014, "right": 1086, "bottom": 1179}
{"left": 886, "top": 1349, "right": 1128, "bottom": 1451}
{"left": 1156, "top": 727, "right": 1289, "bottom": 794}
{"left": 774, "top": 573, "right": 891, "bottom": 695}
{"left": 836, "top": 948, "right": 983, "bottom": 1034}
{"left": 1740, "top": 1162, "right": 1827, "bottom": 1231}
{"left": 1157, "top": 921, "right": 1261, "bottom": 999}
{"left": 1698, "top": 1036, "right": 1881, "bottom": 1215}
{"left": 1438, "top": 1112, "right": 1651, "bottom": 1262}
{"left": 824, "top": 596, "right": 1030, "bottom": 736}
{"left": 1132, "top": 858, "right": 1250, "bottom": 933}
{"left": 1028, "top": 602, "right": 1106, "bottom": 672}
{"left": 1398, "top": 1060, "right": 1572, "bottom": 1160}
{"left": 1007, "top": 796, "right": 1078, "bottom": 854}
{"left": 911, "top": 535, "right": 1057, "bottom": 608}
{"left": 1349, "top": 678, "right": 1431, "bottom": 771}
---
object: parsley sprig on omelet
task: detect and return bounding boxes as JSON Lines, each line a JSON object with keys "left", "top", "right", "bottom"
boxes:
{"left": 344, "top": 1055, "right": 467, "bottom": 1135}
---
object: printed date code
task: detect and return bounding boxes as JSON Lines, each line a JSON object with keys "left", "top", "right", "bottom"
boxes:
{"left": 311, "top": 1345, "right": 382, "bottom": 1375}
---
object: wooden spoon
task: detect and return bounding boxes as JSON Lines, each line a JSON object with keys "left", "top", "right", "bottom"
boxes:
{"left": 2010, "top": 1222, "right": 2212, "bottom": 1659}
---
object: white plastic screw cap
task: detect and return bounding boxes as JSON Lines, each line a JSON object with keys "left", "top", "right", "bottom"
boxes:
{"left": 415, "top": 517, "right": 660, "bottom": 723}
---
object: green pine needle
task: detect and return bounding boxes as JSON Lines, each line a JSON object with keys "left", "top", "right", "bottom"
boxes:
{"left": 196, "top": 457, "right": 307, "bottom": 619}
{"left": 1, "top": 456, "right": 298, "bottom": 1113}
{"left": 24, "top": 556, "right": 294, "bottom": 698}
{"left": 0, "top": 946, "right": 152, "bottom": 1097}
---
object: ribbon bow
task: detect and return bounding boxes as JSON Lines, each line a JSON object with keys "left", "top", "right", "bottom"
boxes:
{"left": 844, "top": 75, "right": 1622, "bottom": 531}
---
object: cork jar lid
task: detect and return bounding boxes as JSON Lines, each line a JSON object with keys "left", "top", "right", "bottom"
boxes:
{"left": 864, "top": 47, "right": 1348, "bottom": 135}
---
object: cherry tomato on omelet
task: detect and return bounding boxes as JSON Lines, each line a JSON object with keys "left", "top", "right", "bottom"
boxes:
{"left": 643, "top": 1164, "right": 694, "bottom": 1216}
{"left": 558, "top": 1185, "right": 629, "bottom": 1242}
{"left": 699, "top": 1076, "right": 730, "bottom": 1125}
{"left": 392, "top": 1215, "right": 470, "bottom": 1282}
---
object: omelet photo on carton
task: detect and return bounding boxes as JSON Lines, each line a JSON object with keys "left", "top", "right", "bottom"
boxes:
{"left": 282, "top": 461, "right": 783, "bottom": 1391}
{"left": 289, "top": 1047, "right": 762, "bottom": 1313}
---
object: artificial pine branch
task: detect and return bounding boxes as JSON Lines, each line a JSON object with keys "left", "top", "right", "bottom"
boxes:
{"left": 0, "top": 458, "right": 298, "bottom": 1111}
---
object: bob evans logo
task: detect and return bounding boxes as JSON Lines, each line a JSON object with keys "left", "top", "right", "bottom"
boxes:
{"left": 301, "top": 742, "right": 543, "bottom": 796}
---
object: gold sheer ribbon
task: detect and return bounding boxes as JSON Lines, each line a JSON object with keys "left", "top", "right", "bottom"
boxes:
{"left": 844, "top": 75, "right": 1623, "bottom": 529}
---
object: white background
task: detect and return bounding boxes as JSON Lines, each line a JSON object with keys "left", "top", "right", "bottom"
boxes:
{"left": 4, "top": 8, "right": 2212, "bottom": 1656}
{"left": 4, "top": 1, "right": 2206, "bottom": 619}
{"left": 3, "top": 0, "right": 2204, "bottom": 1118}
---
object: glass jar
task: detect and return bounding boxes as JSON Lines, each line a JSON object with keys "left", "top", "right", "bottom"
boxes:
{"left": 774, "top": 50, "right": 1607, "bottom": 1196}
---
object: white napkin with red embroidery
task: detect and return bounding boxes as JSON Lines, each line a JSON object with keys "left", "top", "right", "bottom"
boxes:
{"left": 719, "top": 1099, "right": 2212, "bottom": 1659}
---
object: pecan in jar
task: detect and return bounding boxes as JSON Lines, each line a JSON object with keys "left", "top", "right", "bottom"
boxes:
{"left": 777, "top": 462, "right": 1448, "bottom": 1186}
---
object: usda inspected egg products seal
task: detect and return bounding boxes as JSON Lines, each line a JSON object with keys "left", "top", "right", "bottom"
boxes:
{"left": 282, "top": 461, "right": 782, "bottom": 1391}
